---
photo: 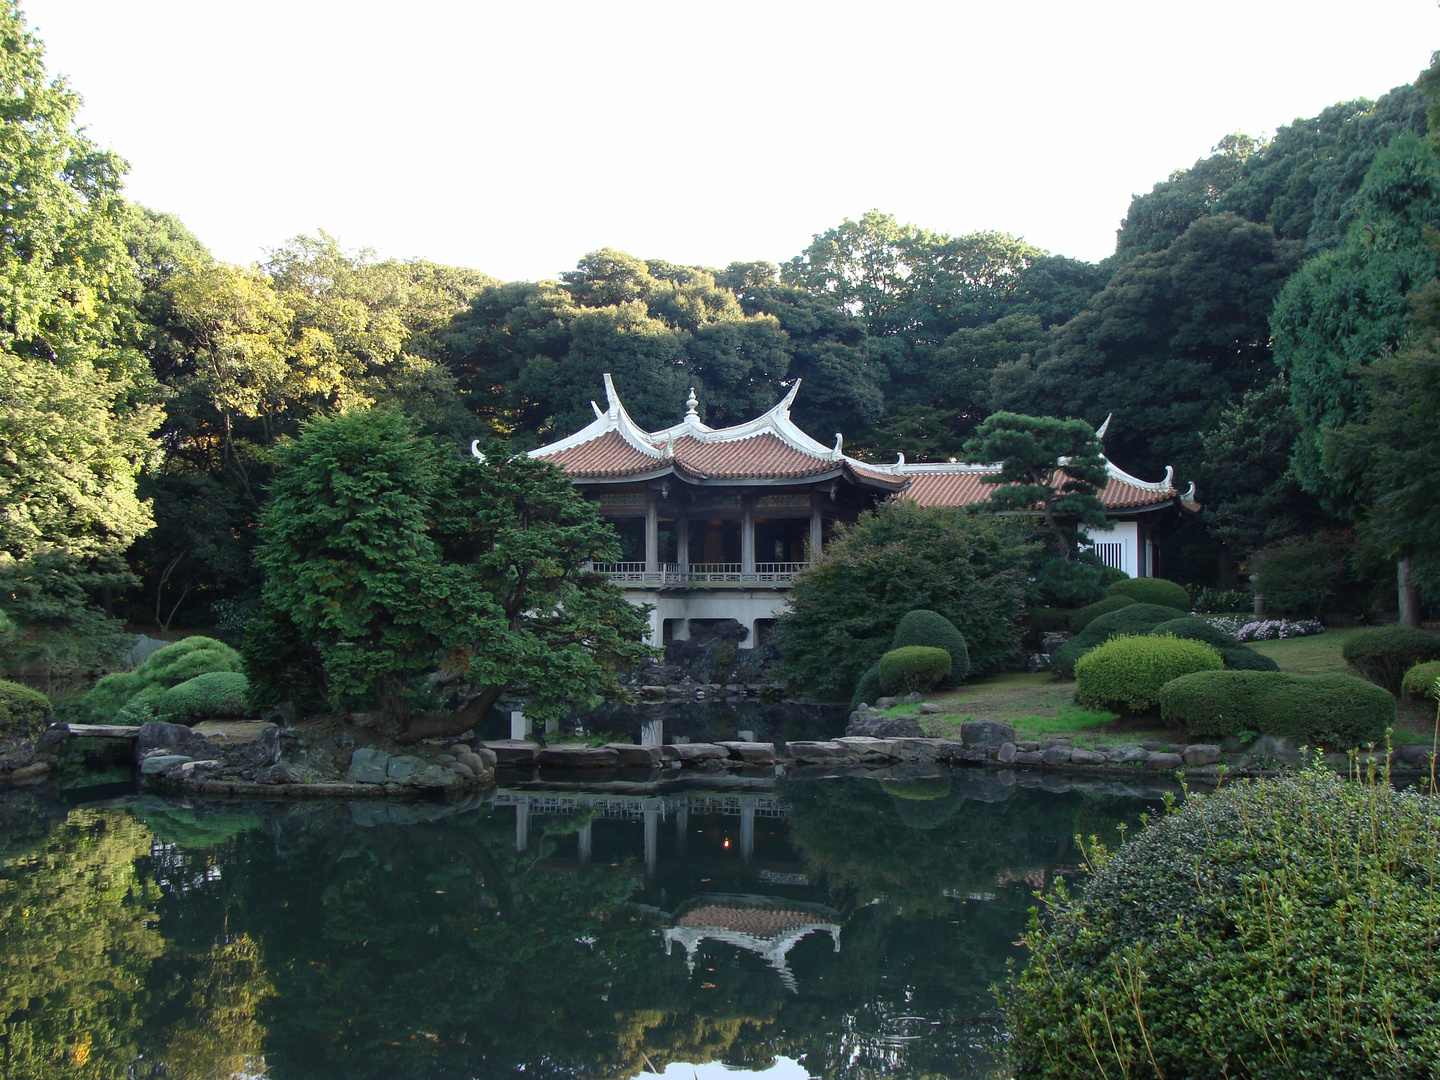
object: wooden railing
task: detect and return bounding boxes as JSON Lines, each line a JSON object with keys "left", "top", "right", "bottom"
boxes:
{"left": 587, "top": 561, "right": 810, "bottom": 587}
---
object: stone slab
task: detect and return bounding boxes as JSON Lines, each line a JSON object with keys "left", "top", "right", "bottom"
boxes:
{"left": 660, "top": 743, "right": 730, "bottom": 762}
{"left": 604, "top": 743, "right": 666, "bottom": 767}
{"left": 717, "top": 741, "right": 776, "bottom": 763}
{"left": 345, "top": 747, "right": 390, "bottom": 784}
{"left": 479, "top": 740, "right": 539, "bottom": 764}
{"left": 537, "top": 744, "right": 621, "bottom": 768}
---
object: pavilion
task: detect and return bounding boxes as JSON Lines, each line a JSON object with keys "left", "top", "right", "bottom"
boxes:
{"left": 500, "top": 375, "right": 1196, "bottom": 648}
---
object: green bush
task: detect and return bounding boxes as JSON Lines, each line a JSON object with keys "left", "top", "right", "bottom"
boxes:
{"left": 1342, "top": 626, "right": 1440, "bottom": 694}
{"left": 877, "top": 646, "right": 951, "bottom": 695}
{"left": 851, "top": 661, "right": 883, "bottom": 709}
{"left": 156, "top": 671, "right": 252, "bottom": 725}
{"left": 1248, "top": 530, "right": 1355, "bottom": 616}
{"left": 1036, "top": 557, "right": 1107, "bottom": 608}
{"left": 1050, "top": 603, "right": 1181, "bottom": 677}
{"left": 1028, "top": 607, "right": 1074, "bottom": 635}
{"left": 891, "top": 609, "right": 969, "bottom": 686}
{"left": 1068, "top": 594, "right": 1134, "bottom": 632}
{"left": 1151, "top": 617, "right": 1278, "bottom": 672}
{"left": 0, "top": 679, "right": 51, "bottom": 737}
{"left": 82, "top": 636, "right": 243, "bottom": 721}
{"left": 1074, "top": 634, "right": 1223, "bottom": 713}
{"left": 1401, "top": 660, "right": 1440, "bottom": 701}
{"left": 1105, "top": 577, "right": 1190, "bottom": 611}
{"left": 1159, "top": 670, "right": 1393, "bottom": 748}
{"left": 1005, "top": 769, "right": 1440, "bottom": 1077}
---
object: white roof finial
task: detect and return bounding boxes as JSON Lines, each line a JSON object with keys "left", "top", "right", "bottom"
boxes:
{"left": 831, "top": 432, "right": 844, "bottom": 460}
{"left": 684, "top": 387, "right": 700, "bottom": 423}
{"left": 1096, "top": 413, "right": 1112, "bottom": 440}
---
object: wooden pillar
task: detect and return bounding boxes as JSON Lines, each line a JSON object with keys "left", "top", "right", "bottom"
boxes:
{"left": 677, "top": 516, "right": 690, "bottom": 569}
{"left": 741, "top": 498, "right": 755, "bottom": 575}
{"left": 645, "top": 495, "right": 658, "bottom": 574}
{"left": 809, "top": 499, "right": 823, "bottom": 562}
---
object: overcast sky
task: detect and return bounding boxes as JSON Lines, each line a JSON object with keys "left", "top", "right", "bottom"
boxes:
{"left": 22, "top": 0, "right": 1440, "bottom": 282}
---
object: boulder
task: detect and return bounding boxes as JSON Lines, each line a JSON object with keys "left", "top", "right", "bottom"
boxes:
{"left": 1039, "top": 738, "right": 1072, "bottom": 752}
{"left": 471, "top": 746, "right": 498, "bottom": 769}
{"left": 1069, "top": 749, "right": 1107, "bottom": 766}
{"left": 1012, "top": 750, "right": 1044, "bottom": 765}
{"left": 1182, "top": 744, "right": 1222, "bottom": 767}
{"left": 537, "top": 744, "right": 620, "bottom": 768}
{"left": 1015, "top": 741, "right": 1040, "bottom": 752}
{"left": 874, "top": 697, "right": 898, "bottom": 709}
{"left": 917, "top": 703, "right": 942, "bottom": 715}
{"left": 1106, "top": 746, "right": 1149, "bottom": 764}
{"left": 1250, "top": 735, "right": 1300, "bottom": 764}
{"left": 1146, "top": 752, "right": 1185, "bottom": 771}
{"left": 996, "top": 742, "right": 1017, "bottom": 764}
{"left": 901, "top": 691, "right": 924, "bottom": 704}
{"left": 479, "top": 740, "right": 539, "bottom": 765}
{"left": 138, "top": 720, "right": 211, "bottom": 758}
{"left": 449, "top": 760, "right": 476, "bottom": 780}
{"left": 385, "top": 755, "right": 427, "bottom": 784}
{"left": 960, "top": 721, "right": 1016, "bottom": 751}
{"left": 836, "top": 736, "right": 902, "bottom": 761}
{"left": 345, "top": 747, "right": 391, "bottom": 784}
{"left": 457, "top": 751, "right": 490, "bottom": 774}
{"left": 784, "top": 740, "right": 854, "bottom": 763}
{"left": 403, "top": 764, "right": 459, "bottom": 788}
{"left": 1139, "top": 740, "right": 1167, "bottom": 752}
{"left": 847, "top": 715, "right": 924, "bottom": 738}
{"left": 717, "top": 741, "right": 776, "bottom": 764}
{"left": 661, "top": 743, "right": 731, "bottom": 762}
{"left": 141, "top": 753, "right": 192, "bottom": 775}
{"left": 1399, "top": 743, "right": 1435, "bottom": 766}
{"left": 1040, "top": 747, "right": 1072, "bottom": 766}
{"left": 605, "top": 743, "right": 666, "bottom": 767}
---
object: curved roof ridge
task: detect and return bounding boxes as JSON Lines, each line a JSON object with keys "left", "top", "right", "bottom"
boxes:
{"left": 527, "top": 373, "right": 662, "bottom": 461}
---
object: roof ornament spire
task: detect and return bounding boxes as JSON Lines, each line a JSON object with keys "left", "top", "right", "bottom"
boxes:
{"left": 470, "top": 440, "right": 486, "bottom": 463}
{"left": 603, "top": 373, "right": 621, "bottom": 420}
{"left": 684, "top": 387, "right": 700, "bottom": 424}
{"left": 830, "top": 432, "right": 844, "bottom": 461}
{"left": 1096, "top": 413, "right": 1112, "bottom": 440}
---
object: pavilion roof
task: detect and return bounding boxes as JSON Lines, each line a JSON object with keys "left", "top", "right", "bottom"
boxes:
{"left": 511, "top": 375, "right": 1190, "bottom": 512}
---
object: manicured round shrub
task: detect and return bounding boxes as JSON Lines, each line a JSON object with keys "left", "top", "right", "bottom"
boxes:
{"left": 1401, "top": 660, "right": 1440, "bottom": 701}
{"left": 851, "top": 661, "right": 883, "bottom": 709}
{"left": 156, "top": 671, "right": 252, "bottom": 725}
{"left": 891, "top": 609, "right": 969, "bottom": 686}
{"left": 1342, "top": 626, "right": 1440, "bottom": 694}
{"left": 0, "top": 679, "right": 51, "bottom": 737}
{"left": 1105, "top": 577, "right": 1191, "bottom": 611}
{"left": 877, "top": 646, "right": 951, "bottom": 695}
{"left": 1036, "top": 557, "right": 1107, "bottom": 607}
{"left": 1074, "top": 634, "right": 1223, "bottom": 713}
{"left": 1005, "top": 769, "right": 1440, "bottom": 1077}
{"left": 1159, "top": 670, "right": 1393, "bottom": 748}
{"left": 1150, "top": 617, "right": 1277, "bottom": 671}
{"left": 1068, "top": 594, "right": 1134, "bottom": 632}
{"left": 1050, "top": 603, "right": 1181, "bottom": 677}
{"left": 82, "top": 636, "right": 243, "bottom": 721}
{"left": 1028, "top": 607, "right": 1074, "bottom": 636}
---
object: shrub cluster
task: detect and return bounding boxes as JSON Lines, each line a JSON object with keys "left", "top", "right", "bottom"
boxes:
{"left": 1159, "top": 670, "right": 1393, "bottom": 748}
{"left": 1151, "top": 617, "right": 1279, "bottom": 671}
{"left": 1343, "top": 627, "right": 1440, "bottom": 694}
{"left": 156, "top": 671, "right": 252, "bottom": 725}
{"left": 1105, "top": 577, "right": 1190, "bottom": 611}
{"left": 1401, "top": 660, "right": 1440, "bottom": 701}
{"left": 1050, "top": 604, "right": 1180, "bottom": 677}
{"left": 1035, "top": 557, "right": 1108, "bottom": 608}
{"left": 891, "top": 609, "right": 970, "bottom": 686}
{"left": 1028, "top": 607, "right": 1073, "bottom": 636}
{"left": 877, "top": 646, "right": 951, "bottom": 695}
{"left": 83, "top": 636, "right": 243, "bottom": 722}
{"left": 1232, "top": 617, "right": 1325, "bottom": 641}
{"left": 1067, "top": 594, "right": 1134, "bottom": 632}
{"left": 1005, "top": 769, "right": 1440, "bottom": 1077}
{"left": 0, "top": 679, "right": 51, "bottom": 737}
{"left": 1074, "top": 634, "right": 1223, "bottom": 713}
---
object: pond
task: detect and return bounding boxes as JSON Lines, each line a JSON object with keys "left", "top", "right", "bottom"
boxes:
{"left": 0, "top": 776, "right": 1160, "bottom": 1079}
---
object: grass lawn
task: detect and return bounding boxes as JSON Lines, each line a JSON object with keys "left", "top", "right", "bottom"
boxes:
{"left": 1247, "top": 631, "right": 1350, "bottom": 674}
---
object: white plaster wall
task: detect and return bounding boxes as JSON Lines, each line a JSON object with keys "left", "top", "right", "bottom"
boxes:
{"left": 624, "top": 589, "right": 793, "bottom": 649}
{"left": 1079, "top": 521, "right": 1140, "bottom": 578}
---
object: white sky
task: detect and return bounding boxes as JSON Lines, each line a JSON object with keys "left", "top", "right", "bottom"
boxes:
{"left": 22, "top": 0, "right": 1440, "bottom": 281}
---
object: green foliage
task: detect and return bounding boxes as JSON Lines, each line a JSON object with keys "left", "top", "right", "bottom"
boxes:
{"left": 0, "top": 551, "right": 137, "bottom": 672}
{"left": 247, "top": 409, "right": 653, "bottom": 736}
{"left": 81, "top": 636, "right": 242, "bottom": 720}
{"left": 1159, "top": 670, "right": 1393, "bottom": 747}
{"left": 155, "top": 671, "right": 251, "bottom": 725}
{"left": 0, "top": 678, "right": 50, "bottom": 736}
{"left": 1049, "top": 603, "right": 1181, "bottom": 677}
{"left": 1105, "top": 576, "right": 1190, "bottom": 610}
{"left": 1152, "top": 617, "right": 1279, "bottom": 672}
{"left": 1074, "top": 634, "right": 1223, "bottom": 713}
{"left": 1401, "top": 660, "right": 1440, "bottom": 700}
{"left": 774, "top": 500, "right": 1036, "bottom": 699}
{"left": 1034, "top": 557, "right": 1106, "bottom": 608}
{"left": 1067, "top": 594, "right": 1134, "bottom": 632}
{"left": 1028, "top": 607, "right": 1074, "bottom": 635}
{"left": 1006, "top": 769, "right": 1440, "bottom": 1078}
{"left": 964, "top": 413, "right": 1109, "bottom": 558}
{"left": 891, "top": 609, "right": 970, "bottom": 686}
{"left": 1248, "top": 530, "right": 1356, "bottom": 616}
{"left": 877, "top": 646, "right": 951, "bottom": 696}
{"left": 1342, "top": 626, "right": 1440, "bottom": 694}
{"left": 850, "top": 661, "right": 883, "bottom": 709}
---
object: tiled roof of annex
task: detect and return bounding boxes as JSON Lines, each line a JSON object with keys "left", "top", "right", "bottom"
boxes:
{"left": 504, "top": 376, "right": 1186, "bottom": 512}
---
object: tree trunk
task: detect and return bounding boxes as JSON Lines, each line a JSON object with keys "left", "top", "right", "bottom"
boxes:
{"left": 392, "top": 685, "right": 506, "bottom": 745}
{"left": 1398, "top": 558, "right": 1421, "bottom": 628}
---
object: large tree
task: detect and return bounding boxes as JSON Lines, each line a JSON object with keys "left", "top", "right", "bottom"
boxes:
{"left": 245, "top": 409, "right": 653, "bottom": 741}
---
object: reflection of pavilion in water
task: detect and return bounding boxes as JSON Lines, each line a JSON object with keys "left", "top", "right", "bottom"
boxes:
{"left": 495, "top": 790, "right": 787, "bottom": 872}
{"left": 663, "top": 894, "right": 842, "bottom": 992}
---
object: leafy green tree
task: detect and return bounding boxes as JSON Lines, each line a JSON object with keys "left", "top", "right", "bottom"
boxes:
{"left": 246, "top": 409, "right": 653, "bottom": 740}
{"left": 774, "top": 500, "right": 1036, "bottom": 699}
{"left": 964, "top": 412, "right": 1109, "bottom": 559}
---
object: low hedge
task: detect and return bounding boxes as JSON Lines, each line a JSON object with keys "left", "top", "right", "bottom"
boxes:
{"left": 1074, "top": 635, "right": 1223, "bottom": 713}
{"left": 1159, "top": 670, "right": 1393, "bottom": 748}
{"left": 1152, "top": 617, "right": 1278, "bottom": 672}
{"left": 1342, "top": 626, "right": 1440, "bottom": 694}
{"left": 1106, "top": 577, "right": 1191, "bottom": 611}
{"left": 892, "top": 609, "right": 969, "bottom": 686}
{"left": 1050, "top": 604, "right": 1182, "bottom": 677}
{"left": 1068, "top": 594, "right": 1134, "bottom": 632}
{"left": 877, "top": 646, "right": 951, "bottom": 695}
{"left": 0, "top": 680, "right": 51, "bottom": 737}
{"left": 851, "top": 661, "right": 883, "bottom": 709}
{"left": 1401, "top": 660, "right": 1440, "bottom": 701}
{"left": 83, "top": 635, "right": 244, "bottom": 720}
{"left": 1004, "top": 769, "right": 1440, "bottom": 1077}
{"left": 156, "top": 671, "right": 252, "bottom": 725}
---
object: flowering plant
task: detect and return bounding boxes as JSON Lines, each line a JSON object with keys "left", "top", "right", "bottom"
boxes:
{"left": 1232, "top": 618, "right": 1325, "bottom": 641}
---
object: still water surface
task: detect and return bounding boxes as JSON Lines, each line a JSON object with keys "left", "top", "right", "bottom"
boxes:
{"left": 0, "top": 777, "right": 1156, "bottom": 1079}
